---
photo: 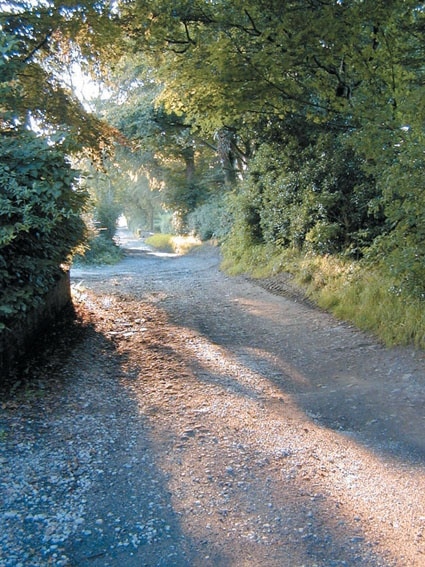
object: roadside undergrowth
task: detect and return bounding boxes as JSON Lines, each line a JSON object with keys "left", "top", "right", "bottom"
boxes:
{"left": 73, "top": 234, "right": 124, "bottom": 266}
{"left": 145, "top": 233, "right": 202, "bottom": 254}
{"left": 221, "top": 242, "right": 425, "bottom": 349}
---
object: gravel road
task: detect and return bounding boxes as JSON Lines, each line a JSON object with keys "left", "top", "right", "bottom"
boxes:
{"left": 1, "top": 228, "right": 425, "bottom": 566}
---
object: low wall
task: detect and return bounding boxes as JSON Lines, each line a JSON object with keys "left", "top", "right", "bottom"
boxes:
{"left": 0, "top": 271, "right": 72, "bottom": 379}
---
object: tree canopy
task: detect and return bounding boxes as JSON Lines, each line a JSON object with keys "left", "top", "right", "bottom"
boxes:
{"left": 118, "top": 1, "right": 425, "bottom": 130}
{"left": 112, "top": 0, "right": 425, "bottom": 296}
{"left": 0, "top": 0, "right": 121, "bottom": 153}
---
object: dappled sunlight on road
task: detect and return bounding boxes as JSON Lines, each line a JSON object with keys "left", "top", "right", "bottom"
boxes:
{"left": 95, "top": 290, "right": 424, "bottom": 566}
{"left": 69, "top": 241, "right": 425, "bottom": 565}
{"left": 232, "top": 295, "right": 322, "bottom": 327}
{"left": 237, "top": 345, "right": 311, "bottom": 389}
{"left": 158, "top": 323, "right": 425, "bottom": 566}
{"left": 233, "top": 296, "right": 301, "bottom": 320}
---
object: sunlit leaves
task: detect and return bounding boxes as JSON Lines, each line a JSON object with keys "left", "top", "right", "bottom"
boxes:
{"left": 0, "top": 1, "right": 122, "bottom": 155}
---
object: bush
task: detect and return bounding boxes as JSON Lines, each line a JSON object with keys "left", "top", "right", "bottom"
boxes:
{"left": 187, "top": 194, "right": 233, "bottom": 241}
{"left": 0, "top": 129, "right": 87, "bottom": 330}
{"left": 72, "top": 233, "right": 124, "bottom": 265}
{"left": 235, "top": 135, "right": 383, "bottom": 256}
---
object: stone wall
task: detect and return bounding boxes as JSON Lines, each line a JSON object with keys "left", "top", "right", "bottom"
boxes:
{"left": 0, "top": 271, "right": 72, "bottom": 378}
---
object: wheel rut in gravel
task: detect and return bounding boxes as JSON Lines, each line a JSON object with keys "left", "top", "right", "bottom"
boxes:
{"left": 1, "top": 228, "right": 425, "bottom": 567}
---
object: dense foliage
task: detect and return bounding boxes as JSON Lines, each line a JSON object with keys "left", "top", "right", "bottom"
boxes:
{"left": 0, "top": 129, "right": 87, "bottom": 330}
{"left": 231, "top": 129, "right": 384, "bottom": 256}
{"left": 0, "top": 4, "right": 113, "bottom": 330}
{"left": 113, "top": 0, "right": 425, "bottom": 302}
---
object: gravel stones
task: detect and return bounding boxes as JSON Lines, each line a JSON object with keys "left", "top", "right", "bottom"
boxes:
{"left": 2, "top": 235, "right": 425, "bottom": 566}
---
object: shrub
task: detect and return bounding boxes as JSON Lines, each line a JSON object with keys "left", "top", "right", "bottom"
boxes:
{"left": 0, "top": 129, "right": 87, "bottom": 330}
{"left": 72, "top": 233, "right": 124, "bottom": 265}
{"left": 187, "top": 193, "right": 233, "bottom": 241}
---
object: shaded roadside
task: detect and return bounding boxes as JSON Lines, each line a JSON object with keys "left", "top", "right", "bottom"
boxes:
{"left": 0, "top": 303, "right": 194, "bottom": 567}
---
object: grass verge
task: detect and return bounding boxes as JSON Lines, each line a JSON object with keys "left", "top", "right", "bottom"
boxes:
{"left": 145, "top": 233, "right": 202, "bottom": 255}
{"left": 221, "top": 240, "right": 425, "bottom": 349}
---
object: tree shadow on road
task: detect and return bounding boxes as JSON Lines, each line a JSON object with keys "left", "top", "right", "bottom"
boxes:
{"left": 0, "top": 306, "right": 212, "bottom": 567}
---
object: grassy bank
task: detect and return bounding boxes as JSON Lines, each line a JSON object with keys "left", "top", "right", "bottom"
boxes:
{"left": 145, "top": 233, "right": 203, "bottom": 255}
{"left": 221, "top": 241, "right": 425, "bottom": 349}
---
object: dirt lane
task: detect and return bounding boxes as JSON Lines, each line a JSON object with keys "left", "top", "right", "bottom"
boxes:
{"left": 1, "top": 231, "right": 425, "bottom": 566}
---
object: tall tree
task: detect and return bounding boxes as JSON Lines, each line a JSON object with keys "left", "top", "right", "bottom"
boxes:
{"left": 1, "top": 0, "right": 122, "bottom": 153}
{"left": 102, "top": 56, "right": 225, "bottom": 228}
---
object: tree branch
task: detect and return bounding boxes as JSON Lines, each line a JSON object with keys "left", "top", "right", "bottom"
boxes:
{"left": 22, "top": 32, "right": 52, "bottom": 64}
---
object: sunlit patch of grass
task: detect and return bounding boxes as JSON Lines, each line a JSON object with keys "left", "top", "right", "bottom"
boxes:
{"left": 221, "top": 237, "right": 425, "bottom": 348}
{"left": 286, "top": 253, "right": 425, "bottom": 347}
{"left": 145, "top": 233, "right": 202, "bottom": 255}
{"left": 170, "top": 234, "right": 202, "bottom": 255}
{"left": 145, "top": 233, "right": 174, "bottom": 252}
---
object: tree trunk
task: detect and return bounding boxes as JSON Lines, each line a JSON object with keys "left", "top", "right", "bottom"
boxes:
{"left": 182, "top": 146, "right": 195, "bottom": 187}
{"left": 216, "top": 127, "right": 237, "bottom": 186}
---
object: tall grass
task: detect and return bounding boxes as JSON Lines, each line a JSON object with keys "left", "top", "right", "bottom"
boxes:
{"left": 221, "top": 238, "right": 425, "bottom": 348}
{"left": 316, "top": 267, "right": 425, "bottom": 348}
{"left": 145, "top": 233, "right": 202, "bottom": 255}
